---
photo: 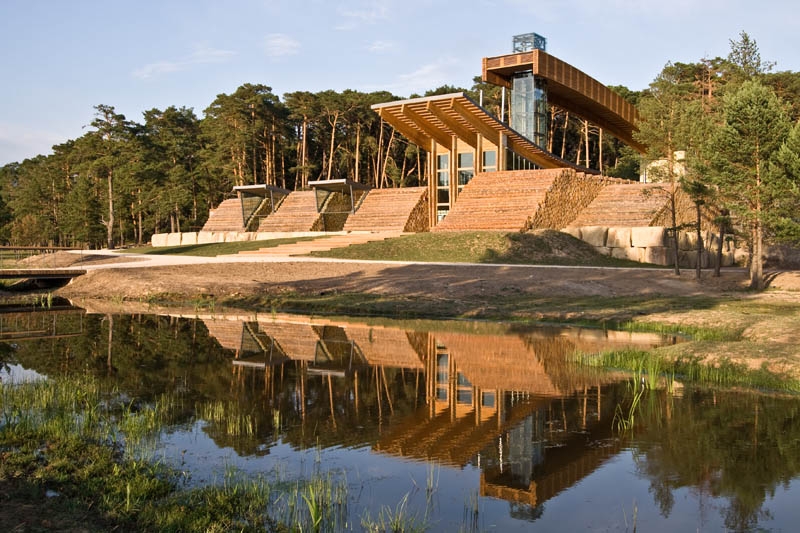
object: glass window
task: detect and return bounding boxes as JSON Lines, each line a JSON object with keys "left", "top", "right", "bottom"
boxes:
{"left": 456, "top": 152, "right": 474, "bottom": 188}
{"left": 457, "top": 389, "right": 473, "bottom": 405}
{"left": 482, "top": 150, "right": 497, "bottom": 170}
{"left": 437, "top": 154, "right": 449, "bottom": 170}
{"left": 482, "top": 392, "right": 496, "bottom": 408}
{"left": 437, "top": 189, "right": 450, "bottom": 203}
{"left": 437, "top": 172, "right": 449, "bottom": 187}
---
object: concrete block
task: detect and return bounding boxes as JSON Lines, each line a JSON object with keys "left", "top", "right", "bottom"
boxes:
{"left": 641, "top": 246, "right": 672, "bottom": 266}
{"left": 678, "top": 231, "right": 696, "bottom": 251}
{"left": 181, "top": 232, "right": 198, "bottom": 246}
{"left": 581, "top": 226, "right": 609, "bottom": 247}
{"left": 631, "top": 226, "right": 666, "bottom": 248}
{"left": 606, "top": 227, "right": 632, "bottom": 248}
{"left": 722, "top": 251, "right": 736, "bottom": 267}
{"left": 594, "top": 246, "right": 612, "bottom": 256}
{"left": 166, "top": 233, "right": 182, "bottom": 247}
{"left": 151, "top": 233, "right": 168, "bottom": 247}
{"left": 561, "top": 227, "right": 582, "bottom": 240}
{"left": 734, "top": 248, "right": 749, "bottom": 266}
{"left": 197, "top": 231, "right": 219, "bottom": 244}
{"left": 679, "top": 251, "right": 710, "bottom": 269}
{"left": 611, "top": 246, "right": 640, "bottom": 262}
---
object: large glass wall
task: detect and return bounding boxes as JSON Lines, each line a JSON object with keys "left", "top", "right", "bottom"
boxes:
{"left": 511, "top": 71, "right": 548, "bottom": 149}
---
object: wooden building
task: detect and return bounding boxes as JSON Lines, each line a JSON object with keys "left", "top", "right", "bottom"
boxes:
{"left": 371, "top": 35, "right": 643, "bottom": 227}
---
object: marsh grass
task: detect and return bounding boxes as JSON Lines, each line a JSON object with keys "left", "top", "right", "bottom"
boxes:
{"left": 579, "top": 348, "right": 800, "bottom": 393}
{"left": 1, "top": 375, "right": 430, "bottom": 531}
{"left": 197, "top": 399, "right": 257, "bottom": 438}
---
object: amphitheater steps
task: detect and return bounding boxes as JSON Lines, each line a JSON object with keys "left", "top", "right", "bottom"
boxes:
{"left": 433, "top": 170, "right": 565, "bottom": 232}
{"left": 238, "top": 231, "right": 404, "bottom": 256}
{"left": 343, "top": 187, "right": 427, "bottom": 232}
{"left": 567, "top": 183, "right": 671, "bottom": 227}
{"left": 201, "top": 198, "right": 245, "bottom": 232}
{"left": 257, "top": 191, "right": 321, "bottom": 232}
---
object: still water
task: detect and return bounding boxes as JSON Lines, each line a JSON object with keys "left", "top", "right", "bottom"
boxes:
{"left": 2, "top": 305, "right": 800, "bottom": 531}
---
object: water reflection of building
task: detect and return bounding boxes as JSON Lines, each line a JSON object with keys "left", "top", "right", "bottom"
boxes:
{"left": 200, "top": 314, "right": 659, "bottom": 510}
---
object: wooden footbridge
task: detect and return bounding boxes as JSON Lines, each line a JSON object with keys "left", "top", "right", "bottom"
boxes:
{"left": 0, "top": 269, "right": 86, "bottom": 280}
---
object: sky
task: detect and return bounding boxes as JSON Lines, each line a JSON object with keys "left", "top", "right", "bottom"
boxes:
{"left": 1, "top": 0, "right": 799, "bottom": 166}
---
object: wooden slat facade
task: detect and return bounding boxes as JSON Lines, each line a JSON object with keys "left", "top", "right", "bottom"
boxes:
{"left": 482, "top": 49, "right": 644, "bottom": 152}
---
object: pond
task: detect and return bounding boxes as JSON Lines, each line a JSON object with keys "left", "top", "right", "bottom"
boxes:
{"left": 2, "top": 305, "right": 800, "bottom": 531}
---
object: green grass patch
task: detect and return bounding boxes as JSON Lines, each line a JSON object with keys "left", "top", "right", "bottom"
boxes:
{"left": 581, "top": 348, "right": 800, "bottom": 393}
{"left": 0, "top": 375, "right": 423, "bottom": 532}
{"left": 122, "top": 236, "right": 321, "bottom": 257}
{"left": 314, "top": 230, "right": 660, "bottom": 267}
{"left": 617, "top": 320, "right": 743, "bottom": 342}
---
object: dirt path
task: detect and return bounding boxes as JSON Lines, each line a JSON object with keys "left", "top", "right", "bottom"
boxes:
{"left": 56, "top": 256, "right": 800, "bottom": 301}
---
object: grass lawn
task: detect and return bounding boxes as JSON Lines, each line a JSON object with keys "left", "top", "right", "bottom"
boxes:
{"left": 121, "top": 236, "right": 322, "bottom": 257}
{"left": 313, "top": 230, "right": 661, "bottom": 267}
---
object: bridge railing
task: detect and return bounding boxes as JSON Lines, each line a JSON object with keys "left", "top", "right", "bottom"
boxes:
{"left": 0, "top": 246, "right": 84, "bottom": 270}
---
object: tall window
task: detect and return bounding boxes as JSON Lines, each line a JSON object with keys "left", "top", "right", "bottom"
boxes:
{"left": 457, "top": 152, "right": 474, "bottom": 191}
{"left": 482, "top": 150, "right": 497, "bottom": 172}
{"left": 436, "top": 154, "right": 450, "bottom": 221}
{"left": 511, "top": 71, "right": 548, "bottom": 148}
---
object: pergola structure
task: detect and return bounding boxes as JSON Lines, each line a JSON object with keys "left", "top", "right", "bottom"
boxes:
{"left": 372, "top": 93, "right": 591, "bottom": 172}
{"left": 233, "top": 184, "right": 290, "bottom": 230}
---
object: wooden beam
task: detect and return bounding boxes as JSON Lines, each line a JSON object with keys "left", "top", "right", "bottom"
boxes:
{"left": 403, "top": 104, "right": 452, "bottom": 148}
{"left": 450, "top": 98, "right": 501, "bottom": 146}
{"left": 426, "top": 100, "right": 477, "bottom": 148}
{"left": 379, "top": 108, "right": 431, "bottom": 149}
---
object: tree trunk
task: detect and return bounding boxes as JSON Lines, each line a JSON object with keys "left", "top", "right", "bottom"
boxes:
{"left": 106, "top": 170, "right": 115, "bottom": 249}
{"left": 326, "top": 112, "right": 338, "bottom": 180}
{"left": 584, "top": 120, "right": 590, "bottom": 168}
{"left": 695, "top": 203, "right": 703, "bottom": 280}
{"left": 561, "top": 112, "right": 569, "bottom": 159}
{"left": 714, "top": 208, "right": 728, "bottom": 278}
{"left": 355, "top": 124, "right": 361, "bottom": 183}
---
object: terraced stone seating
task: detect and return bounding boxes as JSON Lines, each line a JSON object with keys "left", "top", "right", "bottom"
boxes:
{"left": 201, "top": 198, "right": 245, "bottom": 232}
{"left": 343, "top": 187, "right": 428, "bottom": 232}
{"left": 567, "top": 183, "right": 671, "bottom": 227}
{"left": 433, "top": 169, "right": 566, "bottom": 231}
{"left": 257, "top": 191, "right": 322, "bottom": 232}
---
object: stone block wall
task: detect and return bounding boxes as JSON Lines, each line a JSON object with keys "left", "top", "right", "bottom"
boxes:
{"left": 567, "top": 226, "right": 743, "bottom": 267}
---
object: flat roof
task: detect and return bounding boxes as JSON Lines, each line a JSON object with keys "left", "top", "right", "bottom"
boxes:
{"left": 233, "top": 184, "right": 291, "bottom": 196}
{"left": 371, "top": 93, "right": 597, "bottom": 173}
{"left": 309, "top": 178, "right": 370, "bottom": 193}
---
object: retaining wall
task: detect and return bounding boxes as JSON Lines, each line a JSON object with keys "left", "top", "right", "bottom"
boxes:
{"left": 563, "top": 226, "right": 742, "bottom": 268}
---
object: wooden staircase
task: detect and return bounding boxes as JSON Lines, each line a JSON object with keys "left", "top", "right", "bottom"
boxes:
{"left": 433, "top": 169, "right": 566, "bottom": 231}
{"left": 257, "top": 191, "right": 321, "bottom": 232}
{"left": 201, "top": 198, "right": 245, "bottom": 232}
{"left": 239, "top": 231, "right": 403, "bottom": 256}
{"left": 567, "top": 183, "right": 671, "bottom": 227}
{"left": 343, "top": 187, "right": 428, "bottom": 232}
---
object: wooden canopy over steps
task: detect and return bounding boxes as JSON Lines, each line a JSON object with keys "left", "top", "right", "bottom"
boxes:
{"left": 567, "top": 183, "right": 674, "bottom": 227}
{"left": 201, "top": 198, "right": 246, "bottom": 232}
{"left": 343, "top": 187, "right": 429, "bottom": 232}
{"left": 372, "top": 93, "right": 594, "bottom": 173}
{"left": 257, "top": 191, "right": 322, "bottom": 232}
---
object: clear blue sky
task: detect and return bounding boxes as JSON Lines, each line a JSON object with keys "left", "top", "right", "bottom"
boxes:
{"left": 2, "top": 0, "right": 798, "bottom": 166}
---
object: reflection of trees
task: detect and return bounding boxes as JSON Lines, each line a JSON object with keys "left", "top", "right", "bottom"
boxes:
{"left": 632, "top": 389, "right": 800, "bottom": 531}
